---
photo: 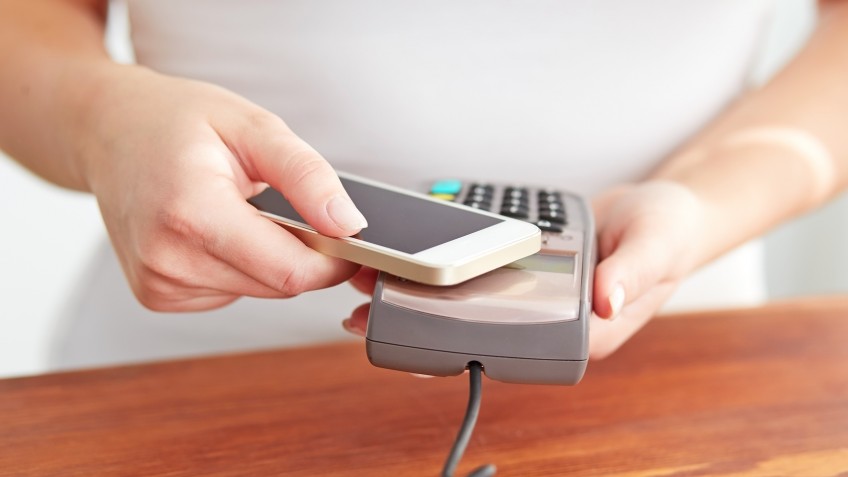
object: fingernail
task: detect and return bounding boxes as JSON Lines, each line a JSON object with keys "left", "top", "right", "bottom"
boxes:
{"left": 327, "top": 195, "right": 368, "bottom": 232}
{"left": 609, "top": 283, "right": 625, "bottom": 320}
{"left": 342, "top": 318, "right": 365, "bottom": 337}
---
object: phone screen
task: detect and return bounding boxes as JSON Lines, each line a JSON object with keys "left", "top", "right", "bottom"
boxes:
{"left": 249, "top": 177, "right": 504, "bottom": 254}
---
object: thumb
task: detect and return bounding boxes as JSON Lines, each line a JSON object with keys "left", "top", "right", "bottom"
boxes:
{"left": 591, "top": 181, "right": 702, "bottom": 320}
{"left": 593, "top": 233, "right": 670, "bottom": 320}
{"left": 231, "top": 113, "right": 368, "bottom": 237}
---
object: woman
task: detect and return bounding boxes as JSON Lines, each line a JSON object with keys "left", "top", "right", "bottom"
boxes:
{"left": 0, "top": 0, "right": 846, "bottom": 368}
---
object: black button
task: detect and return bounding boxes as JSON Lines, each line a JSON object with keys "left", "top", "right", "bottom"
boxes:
{"left": 500, "top": 202, "right": 529, "bottom": 213}
{"left": 538, "top": 190, "right": 562, "bottom": 200}
{"left": 465, "top": 202, "right": 491, "bottom": 211}
{"left": 502, "top": 197, "right": 529, "bottom": 208}
{"left": 504, "top": 187, "right": 529, "bottom": 199}
{"left": 535, "top": 220, "right": 563, "bottom": 233}
{"left": 539, "top": 210, "right": 567, "bottom": 224}
{"left": 500, "top": 206, "right": 529, "bottom": 219}
{"left": 467, "top": 192, "right": 491, "bottom": 203}
{"left": 469, "top": 184, "right": 495, "bottom": 195}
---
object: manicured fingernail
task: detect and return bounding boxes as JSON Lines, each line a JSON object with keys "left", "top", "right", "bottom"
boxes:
{"left": 327, "top": 195, "right": 368, "bottom": 232}
{"left": 342, "top": 318, "right": 365, "bottom": 337}
{"left": 609, "top": 283, "right": 625, "bottom": 320}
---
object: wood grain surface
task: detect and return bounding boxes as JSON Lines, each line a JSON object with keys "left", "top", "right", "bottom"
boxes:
{"left": 1, "top": 297, "right": 848, "bottom": 476}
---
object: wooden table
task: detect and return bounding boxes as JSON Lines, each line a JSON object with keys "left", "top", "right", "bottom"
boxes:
{"left": 2, "top": 297, "right": 848, "bottom": 476}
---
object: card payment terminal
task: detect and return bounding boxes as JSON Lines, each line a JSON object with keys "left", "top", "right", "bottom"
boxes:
{"left": 366, "top": 180, "right": 595, "bottom": 385}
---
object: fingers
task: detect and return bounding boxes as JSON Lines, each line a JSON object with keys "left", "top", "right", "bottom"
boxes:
{"left": 138, "top": 251, "right": 308, "bottom": 301}
{"left": 202, "top": 191, "right": 362, "bottom": 295}
{"left": 144, "top": 291, "right": 241, "bottom": 313}
{"left": 588, "top": 281, "right": 678, "bottom": 359}
{"left": 341, "top": 303, "right": 437, "bottom": 379}
{"left": 220, "top": 112, "right": 367, "bottom": 237}
{"left": 349, "top": 266, "right": 379, "bottom": 295}
{"left": 591, "top": 182, "right": 703, "bottom": 320}
{"left": 343, "top": 302, "right": 371, "bottom": 337}
{"left": 593, "top": 230, "right": 670, "bottom": 319}
{"left": 140, "top": 172, "right": 361, "bottom": 308}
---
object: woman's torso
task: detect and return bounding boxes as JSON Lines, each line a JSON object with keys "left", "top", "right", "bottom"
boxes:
{"left": 128, "top": 0, "right": 782, "bottom": 193}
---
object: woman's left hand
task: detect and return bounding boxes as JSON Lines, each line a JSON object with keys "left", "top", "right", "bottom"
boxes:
{"left": 587, "top": 180, "right": 706, "bottom": 358}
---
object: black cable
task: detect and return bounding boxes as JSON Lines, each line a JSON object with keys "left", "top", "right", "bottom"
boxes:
{"left": 441, "top": 361, "right": 497, "bottom": 477}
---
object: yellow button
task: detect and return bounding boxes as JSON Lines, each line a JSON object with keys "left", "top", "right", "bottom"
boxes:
{"left": 429, "top": 193, "right": 456, "bottom": 201}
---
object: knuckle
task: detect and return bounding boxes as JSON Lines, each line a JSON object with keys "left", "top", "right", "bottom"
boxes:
{"left": 134, "top": 237, "right": 196, "bottom": 296}
{"left": 138, "top": 296, "right": 172, "bottom": 312}
{"left": 154, "top": 205, "right": 222, "bottom": 258}
{"left": 132, "top": 272, "right": 177, "bottom": 312}
{"left": 246, "top": 110, "right": 287, "bottom": 134}
{"left": 157, "top": 204, "right": 203, "bottom": 239}
{"left": 135, "top": 238, "right": 178, "bottom": 283}
{"left": 273, "top": 266, "right": 308, "bottom": 297}
{"left": 284, "top": 150, "right": 331, "bottom": 186}
{"left": 136, "top": 244, "right": 170, "bottom": 281}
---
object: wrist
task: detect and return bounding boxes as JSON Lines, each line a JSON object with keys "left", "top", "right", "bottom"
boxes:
{"left": 655, "top": 133, "right": 823, "bottom": 269}
{"left": 61, "top": 62, "right": 158, "bottom": 193}
{"left": 643, "top": 179, "right": 714, "bottom": 275}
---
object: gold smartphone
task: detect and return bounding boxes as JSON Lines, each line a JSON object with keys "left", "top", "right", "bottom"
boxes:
{"left": 248, "top": 172, "right": 541, "bottom": 286}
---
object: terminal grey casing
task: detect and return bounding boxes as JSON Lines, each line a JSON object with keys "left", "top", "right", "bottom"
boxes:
{"left": 366, "top": 192, "right": 595, "bottom": 385}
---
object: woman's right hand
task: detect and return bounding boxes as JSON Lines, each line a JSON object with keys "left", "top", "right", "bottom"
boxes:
{"left": 74, "top": 66, "right": 366, "bottom": 311}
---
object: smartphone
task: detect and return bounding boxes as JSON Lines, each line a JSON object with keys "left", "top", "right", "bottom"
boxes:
{"left": 366, "top": 180, "right": 595, "bottom": 385}
{"left": 248, "top": 172, "right": 541, "bottom": 286}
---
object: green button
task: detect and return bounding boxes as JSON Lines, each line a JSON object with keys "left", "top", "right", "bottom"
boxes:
{"left": 430, "top": 179, "right": 463, "bottom": 195}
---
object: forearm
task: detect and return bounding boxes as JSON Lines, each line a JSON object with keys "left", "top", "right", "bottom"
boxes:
{"left": 0, "top": 0, "right": 120, "bottom": 190}
{"left": 653, "top": 1, "right": 848, "bottom": 267}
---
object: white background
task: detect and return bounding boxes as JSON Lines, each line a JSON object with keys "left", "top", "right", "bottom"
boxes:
{"left": 1, "top": 0, "right": 846, "bottom": 378}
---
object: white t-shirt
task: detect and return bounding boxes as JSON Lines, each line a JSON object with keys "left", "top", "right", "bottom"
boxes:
{"left": 129, "top": 0, "right": 781, "bottom": 192}
{"left": 49, "top": 0, "right": 815, "bottom": 370}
